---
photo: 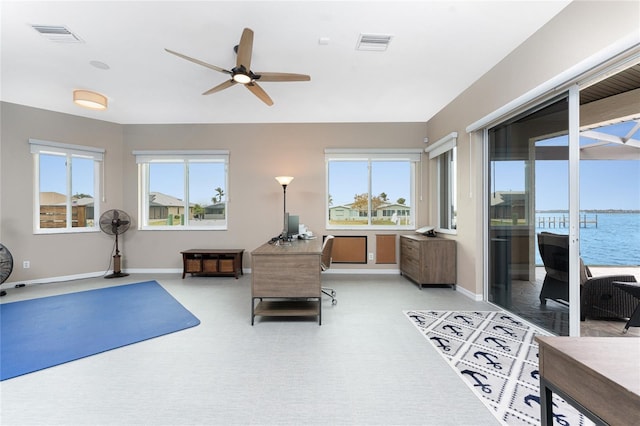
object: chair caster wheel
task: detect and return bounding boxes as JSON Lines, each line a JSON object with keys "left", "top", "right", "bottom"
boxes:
{"left": 332, "top": 299, "right": 337, "bottom": 305}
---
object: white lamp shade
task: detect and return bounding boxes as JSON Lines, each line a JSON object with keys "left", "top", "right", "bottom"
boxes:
{"left": 73, "top": 90, "right": 108, "bottom": 110}
{"left": 275, "top": 176, "right": 294, "bottom": 186}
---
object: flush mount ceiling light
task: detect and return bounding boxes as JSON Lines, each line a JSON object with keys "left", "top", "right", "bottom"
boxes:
{"left": 73, "top": 90, "right": 107, "bottom": 110}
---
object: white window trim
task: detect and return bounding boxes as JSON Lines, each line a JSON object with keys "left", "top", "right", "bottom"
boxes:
{"left": 30, "top": 139, "right": 104, "bottom": 234}
{"left": 424, "top": 132, "right": 457, "bottom": 160}
{"left": 133, "top": 150, "right": 230, "bottom": 231}
{"left": 325, "top": 148, "right": 421, "bottom": 230}
{"left": 425, "top": 133, "right": 457, "bottom": 234}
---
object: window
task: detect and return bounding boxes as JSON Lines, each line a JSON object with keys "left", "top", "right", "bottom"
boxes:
{"left": 425, "top": 133, "right": 457, "bottom": 233}
{"left": 134, "top": 150, "right": 229, "bottom": 230}
{"left": 325, "top": 149, "right": 421, "bottom": 229}
{"left": 30, "top": 139, "right": 103, "bottom": 234}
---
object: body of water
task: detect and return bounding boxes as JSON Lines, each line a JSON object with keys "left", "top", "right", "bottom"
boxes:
{"left": 535, "top": 212, "right": 640, "bottom": 266}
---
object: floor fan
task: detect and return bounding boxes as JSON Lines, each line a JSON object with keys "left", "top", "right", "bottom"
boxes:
{"left": 99, "top": 209, "right": 131, "bottom": 279}
{"left": 0, "top": 243, "right": 13, "bottom": 296}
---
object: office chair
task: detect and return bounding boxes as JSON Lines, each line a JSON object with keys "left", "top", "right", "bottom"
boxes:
{"left": 321, "top": 235, "right": 337, "bottom": 305}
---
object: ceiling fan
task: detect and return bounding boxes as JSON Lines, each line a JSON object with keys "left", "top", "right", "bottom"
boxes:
{"left": 165, "top": 28, "right": 310, "bottom": 106}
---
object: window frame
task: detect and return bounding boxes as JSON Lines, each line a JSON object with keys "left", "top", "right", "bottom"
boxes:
{"left": 325, "top": 148, "right": 421, "bottom": 231}
{"left": 30, "top": 139, "right": 104, "bottom": 234}
{"left": 425, "top": 132, "right": 458, "bottom": 234}
{"left": 133, "top": 150, "right": 230, "bottom": 231}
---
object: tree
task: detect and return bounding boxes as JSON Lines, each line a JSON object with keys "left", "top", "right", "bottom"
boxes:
{"left": 351, "top": 193, "right": 369, "bottom": 211}
{"left": 379, "top": 192, "right": 389, "bottom": 202}
{"left": 352, "top": 193, "right": 384, "bottom": 212}
{"left": 193, "top": 204, "right": 204, "bottom": 219}
{"left": 397, "top": 197, "right": 406, "bottom": 205}
{"left": 212, "top": 187, "right": 225, "bottom": 204}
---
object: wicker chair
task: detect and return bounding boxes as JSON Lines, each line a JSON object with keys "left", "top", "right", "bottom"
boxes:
{"left": 537, "top": 232, "right": 638, "bottom": 320}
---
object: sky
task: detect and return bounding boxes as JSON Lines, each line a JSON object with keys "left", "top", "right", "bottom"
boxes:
{"left": 328, "top": 161, "right": 411, "bottom": 207}
{"left": 494, "top": 159, "right": 640, "bottom": 211}
{"left": 493, "top": 121, "right": 640, "bottom": 211}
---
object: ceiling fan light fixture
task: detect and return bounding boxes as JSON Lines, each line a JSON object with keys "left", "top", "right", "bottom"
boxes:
{"left": 73, "top": 90, "right": 107, "bottom": 110}
{"left": 233, "top": 73, "right": 252, "bottom": 84}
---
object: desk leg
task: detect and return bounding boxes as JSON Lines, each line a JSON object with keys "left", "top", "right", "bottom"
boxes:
{"left": 251, "top": 297, "right": 256, "bottom": 326}
{"left": 540, "top": 378, "right": 553, "bottom": 426}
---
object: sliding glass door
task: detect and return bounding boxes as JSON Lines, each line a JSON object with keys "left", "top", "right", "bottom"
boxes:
{"left": 488, "top": 95, "right": 572, "bottom": 335}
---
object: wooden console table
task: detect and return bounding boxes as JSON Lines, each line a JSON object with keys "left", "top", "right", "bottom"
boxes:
{"left": 536, "top": 336, "right": 640, "bottom": 425}
{"left": 251, "top": 239, "right": 322, "bottom": 325}
{"left": 181, "top": 249, "right": 244, "bottom": 279}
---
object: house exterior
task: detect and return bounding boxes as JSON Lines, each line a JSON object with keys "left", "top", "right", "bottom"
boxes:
{"left": 148, "top": 192, "right": 190, "bottom": 222}
{"left": 38, "top": 192, "right": 94, "bottom": 228}
{"left": 329, "top": 202, "right": 411, "bottom": 224}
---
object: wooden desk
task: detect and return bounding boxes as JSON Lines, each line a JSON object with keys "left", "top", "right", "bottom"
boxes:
{"left": 536, "top": 336, "right": 640, "bottom": 425}
{"left": 181, "top": 249, "right": 244, "bottom": 279}
{"left": 251, "top": 239, "right": 322, "bottom": 325}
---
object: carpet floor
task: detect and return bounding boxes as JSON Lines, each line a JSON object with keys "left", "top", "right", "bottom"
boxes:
{"left": 405, "top": 310, "right": 594, "bottom": 426}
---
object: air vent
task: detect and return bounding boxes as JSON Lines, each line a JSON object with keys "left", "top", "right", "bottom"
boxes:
{"left": 31, "top": 25, "right": 83, "bottom": 43}
{"left": 356, "top": 34, "right": 392, "bottom": 51}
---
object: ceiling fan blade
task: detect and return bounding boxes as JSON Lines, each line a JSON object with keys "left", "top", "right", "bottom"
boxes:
{"left": 236, "top": 28, "right": 254, "bottom": 70}
{"left": 246, "top": 82, "right": 273, "bottom": 106}
{"left": 202, "top": 79, "right": 237, "bottom": 95}
{"left": 256, "top": 72, "right": 311, "bottom": 82}
{"left": 165, "top": 48, "right": 231, "bottom": 75}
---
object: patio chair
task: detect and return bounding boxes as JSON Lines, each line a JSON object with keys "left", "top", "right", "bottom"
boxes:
{"left": 537, "top": 232, "right": 638, "bottom": 320}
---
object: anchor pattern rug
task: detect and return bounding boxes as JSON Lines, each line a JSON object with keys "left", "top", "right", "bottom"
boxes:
{"left": 404, "top": 310, "right": 593, "bottom": 426}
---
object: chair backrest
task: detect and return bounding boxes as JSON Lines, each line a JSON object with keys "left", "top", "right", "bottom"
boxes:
{"left": 538, "top": 232, "right": 592, "bottom": 285}
{"left": 537, "top": 232, "right": 569, "bottom": 282}
{"left": 321, "top": 235, "right": 335, "bottom": 271}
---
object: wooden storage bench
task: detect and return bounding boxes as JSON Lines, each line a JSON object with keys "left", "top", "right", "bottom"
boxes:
{"left": 181, "top": 249, "right": 244, "bottom": 279}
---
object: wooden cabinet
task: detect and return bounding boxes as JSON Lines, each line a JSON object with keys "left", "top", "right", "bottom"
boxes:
{"left": 181, "top": 249, "right": 244, "bottom": 279}
{"left": 400, "top": 235, "right": 456, "bottom": 289}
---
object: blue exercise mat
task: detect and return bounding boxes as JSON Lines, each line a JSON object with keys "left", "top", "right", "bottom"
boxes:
{"left": 0, "top": 280, "right": 200, "bottom": 381}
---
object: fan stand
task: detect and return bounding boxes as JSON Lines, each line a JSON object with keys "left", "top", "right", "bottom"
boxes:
{"left": 105, "top": 232, "right": 128, "bottom": 279}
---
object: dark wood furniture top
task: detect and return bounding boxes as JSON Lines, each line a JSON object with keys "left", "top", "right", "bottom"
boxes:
{"left": 536, "top": 336, "right": 640, "bottom": 425}
{"left": 181, "top": 249, "right": 244, "bottom": 279}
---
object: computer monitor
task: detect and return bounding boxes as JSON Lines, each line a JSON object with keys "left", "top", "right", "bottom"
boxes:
{"left": 287, "top": 214, "right": 299, "bottom": 238}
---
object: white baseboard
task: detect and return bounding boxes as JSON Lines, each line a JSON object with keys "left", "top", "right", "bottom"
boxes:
{"left": 456, "top": 284, "right": 483, "bottom": 301}
{"left": 123, "top": 268, "right": 182, "bottom": 274}
{"left": 3, "top": 271, "right": 106, "bottom": 287}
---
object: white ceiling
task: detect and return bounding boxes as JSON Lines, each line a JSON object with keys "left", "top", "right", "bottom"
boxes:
{"left": 1, "top": 1, "right": 572, "bottom": 124}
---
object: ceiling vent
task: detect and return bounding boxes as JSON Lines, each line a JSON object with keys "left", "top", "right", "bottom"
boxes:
{"left": 31, "top": 25, "right": 83, "bottom": 43}
{"left": 356, "top": 34, "right": 392, "bottom": 51}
